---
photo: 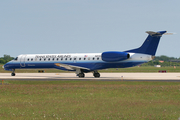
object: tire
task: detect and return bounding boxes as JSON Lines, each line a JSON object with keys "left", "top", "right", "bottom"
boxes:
{"left": 11, "top": 73, "right": 15, "bottom": 76}
{"left": 94, "top": 73, "right": 100, "bottom": 78}
{"left": 79, "top": 73, "right": 85, "bottom": 78}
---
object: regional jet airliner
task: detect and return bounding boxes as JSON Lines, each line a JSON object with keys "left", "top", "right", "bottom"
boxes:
{"left": 3, "top": 31, "right": 167, "bottom": 78}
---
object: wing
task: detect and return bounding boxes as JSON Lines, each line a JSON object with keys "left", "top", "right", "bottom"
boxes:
{"left": 54, "top": 63, "right": 90, "bottom": 70}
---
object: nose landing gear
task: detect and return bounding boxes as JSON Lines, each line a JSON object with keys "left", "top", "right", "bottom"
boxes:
{"left": 93, "top": 71, "right": 100, "bottom": 78}
{"left": 11, "top": 69, "right": 16, "bottom": 76}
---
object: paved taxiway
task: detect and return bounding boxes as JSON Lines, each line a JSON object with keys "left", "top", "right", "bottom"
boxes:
{"left": 1, "top": 73, "right": 180, "bottom": 81}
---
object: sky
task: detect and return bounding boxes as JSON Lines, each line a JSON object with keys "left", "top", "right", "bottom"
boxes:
{"left": 0, "top": 0, "right": 180, "bottom": 58}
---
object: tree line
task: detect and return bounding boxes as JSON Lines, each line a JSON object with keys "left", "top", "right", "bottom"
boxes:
{"left": 0, "top": 55, "right": 14, "bottom": 64}
{"left": 1, "top": 54, "right": 180, "bottom": 66}
{"left": 142, "top": 55, "right": 180, "bottom": 66}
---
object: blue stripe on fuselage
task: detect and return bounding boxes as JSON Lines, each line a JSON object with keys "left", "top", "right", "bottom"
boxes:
{"left": 4, "top": 60, "right": 147, "bottom": 72}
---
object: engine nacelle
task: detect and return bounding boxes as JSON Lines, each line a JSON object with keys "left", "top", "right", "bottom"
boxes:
{"left": 102, "top": 51, "right": 130, "bottom": 62}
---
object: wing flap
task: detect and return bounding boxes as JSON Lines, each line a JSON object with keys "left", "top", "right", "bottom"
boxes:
{"left": 55, "top": 63, "right": 90, "bottom": 70}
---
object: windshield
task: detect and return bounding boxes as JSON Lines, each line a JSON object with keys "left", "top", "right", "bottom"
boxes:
{"left": 14, "top": 57, "right": 18, "bottom": 61}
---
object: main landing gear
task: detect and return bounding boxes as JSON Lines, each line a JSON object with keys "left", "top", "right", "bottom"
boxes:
{"left": 78, "top": 73, "right": 85, "bottom": 78}
{"left": 11, "top": 69, "right": 16, "bottom": 76}
{"left": 76, "top": 69, "right": 85, "bottom": 78}
{"left": 76, "top": 69, "right": 100, "bottom": 78}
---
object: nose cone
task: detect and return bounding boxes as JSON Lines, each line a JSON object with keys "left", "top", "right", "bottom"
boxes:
{"left": 3, "top": 63, "right": 7, "bottom": 70}
{"left": 3, "top": 63, "right": 11, "bottom": 71}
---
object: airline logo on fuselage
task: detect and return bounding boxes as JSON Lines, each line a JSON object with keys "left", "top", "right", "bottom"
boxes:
{"left": 35, "top": 55, "right": 71, "bottom": 58}
{"left": 35, "top": 54, "right": 101, "bottom": 59}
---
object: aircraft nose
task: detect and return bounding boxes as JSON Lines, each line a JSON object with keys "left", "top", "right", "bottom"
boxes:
{"left": 3, "top": 63, "right": 10, "bottom": 70}
{"left": 3, "top": 64, "right": 7, "bottom": 69}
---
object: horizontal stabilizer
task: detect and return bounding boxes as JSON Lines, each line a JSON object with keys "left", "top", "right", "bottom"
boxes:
{"left": 164, "top": 32, "right": 175, "bottom": 35}
{"left": 146, "top": 31, "right": 167, "bottom": 36}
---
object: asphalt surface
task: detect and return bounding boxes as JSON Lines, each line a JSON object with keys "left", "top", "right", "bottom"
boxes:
{"left": 1, "top": 73, "right": 180, "bottom": 81}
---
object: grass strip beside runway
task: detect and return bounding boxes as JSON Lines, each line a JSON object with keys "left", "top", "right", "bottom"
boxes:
{"left": 0, "top": 80, "right": 180, "bottom": 119}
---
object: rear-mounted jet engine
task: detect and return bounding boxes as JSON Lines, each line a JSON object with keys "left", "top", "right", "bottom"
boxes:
{"left": 102, "top": 51, "right": 130, "bottom": 62}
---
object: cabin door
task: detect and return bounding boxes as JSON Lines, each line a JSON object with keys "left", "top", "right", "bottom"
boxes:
{"left": 20, "top": 55, "right": 27, "bottom": 67}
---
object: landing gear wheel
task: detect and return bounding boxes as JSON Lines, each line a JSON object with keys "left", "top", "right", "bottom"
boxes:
{"left": 11, "top": 73, "right": 16, "bottom": 76}
{"left": 93, "top": 73, "right": 100, "bottom": 78}
{"left": 78, "top": 73, "right": 85, "bottom": 78}
{"left": 11, "top": 69, "right": 16, "bottom": 76}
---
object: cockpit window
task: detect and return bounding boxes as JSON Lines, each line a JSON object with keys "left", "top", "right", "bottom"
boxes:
{"left": 14, "top": 57, "right": 18, "bottom": 61}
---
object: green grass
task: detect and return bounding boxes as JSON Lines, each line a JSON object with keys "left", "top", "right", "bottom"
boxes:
{"left": 1, "top": 64, "right": 180, "bottom": 73}
{"left": 0, "top": 80, "right": 180, "bottom": 119}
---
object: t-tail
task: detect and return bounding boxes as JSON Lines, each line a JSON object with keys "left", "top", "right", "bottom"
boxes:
{"left": 125, "top": 31, "right": 167, "bottom": 56}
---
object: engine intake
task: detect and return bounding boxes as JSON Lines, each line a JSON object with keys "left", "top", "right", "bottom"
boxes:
{"left": 102, "top": 51, "right": 130, "bottom": 62}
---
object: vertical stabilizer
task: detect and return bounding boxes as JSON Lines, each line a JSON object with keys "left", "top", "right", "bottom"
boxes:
{"left": 125, "top": 31, "right": 167, "bottom": 56}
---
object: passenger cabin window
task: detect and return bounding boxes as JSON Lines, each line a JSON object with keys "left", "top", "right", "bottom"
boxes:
{"left": 40, "top": 59, "right": 41, "bottom": 61}
{"left": 65, "top": 58, "right": 67, "bottom": 60}
{"left": 97, "top": 58, "right": 99, "bottom": 60}
{"left": 79, "top": 58, "right": 81, "bottom": 60}
{"left": 27, "top": 58, "right": 29, "bottom": 61}
{"left": 57, "top": 58, "right": 59, "bottom": 61}
{"left": 74, "top": 58, "right": 76, "bottom": 60}
{"left": 48, "top": 58, "right": 50, "bottom": 61}
{"left": 44, "top": 58, "right": 46, "bottom": 61}
{"left": 84, "top": 58, "right": 86, "bottom": 60}
{"left": 88, "top": 58, "right": 90, "bottom": 60}
{"left": 70, "top": 58, "right": 72, "bottom": 60}
{"left": 93, "top": 58, "right": 95, "bottom": 60}
{"left": 31, "top": 58, "right": 33, "bottom": 61}
{"left": 52, "top": 58, "right": 54, "bottom": 61}
{"left": 61, "top": 58, "right": 63, "bottom": 61}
